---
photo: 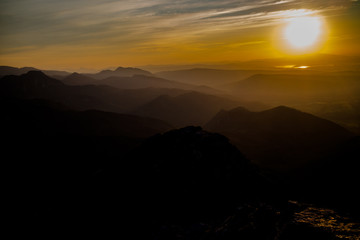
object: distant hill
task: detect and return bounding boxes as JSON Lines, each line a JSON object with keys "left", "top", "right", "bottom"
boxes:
{"left": 224, "top": 73, "right": 360, "bottom": 132}
{"left": 132, "top": 91, "right": 239, "bottom": 127}
{"left": 205, "top": 106, "right": 353, "bottom": 171}
{"left": 156, "top": 68, "right": 254, "bottom": 88}
{"left": 142, "top": 54, "right": 360, "bottom": 72}
{"left": 0, "top": 70, "right": 123, "bottom": 111}
{"left": 2, "top": 98, "right": 172, "bottom": 138}
{"left": 0, "top": 66, "right": 38, "bottom": 77}
{"left": 86, "top": 66, "right": 152, "bottom": 80}
{"left": 61, "top": 72, "right": 97, "bottom": 85}
{"left": 0, "top": 65, "right": 71, "bottom": 78}
{"left": 59, "top": 71, "right": 222, "bottom": 95}
{"left": 96, "top": 74, "right": 198, "bottom": 90}
{"left": 0, "top": 65, "right": 156, "bottom": 81}
{"left": 0, "top": 70, "right": 66, "bottom": 97}
{"left": 0, "top": 71, "right": 199, "bottom": 113}
{"left": 227, "top": 73, "right": 360, "bottom": 104}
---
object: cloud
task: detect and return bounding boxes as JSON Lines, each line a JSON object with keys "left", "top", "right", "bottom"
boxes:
{"left": 0, "top": 0, "right": 354, "bottom": 57}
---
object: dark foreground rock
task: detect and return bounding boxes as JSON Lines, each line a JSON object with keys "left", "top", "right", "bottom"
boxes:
{"left": 7, "top": 124, "right": 360, "bottom": 239}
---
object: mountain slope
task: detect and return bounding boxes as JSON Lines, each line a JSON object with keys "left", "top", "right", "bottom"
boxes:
{"left": 205, "top": 106, "right": 353, "bottom": 171}
{"left": 132, "top": 91, "right": 239, "bottom": 127}
{"left": 0, "top": 65, "right": 72, "bottom": 78}
{"left": 0, "top": 66, "right": 38, "bottom": 77}
{"left": 61, "top": 72, "right": 97, "bottom": 85}
{"left": 0, "top": 71, "right": 196, "bottom": 113}
{"left": 227, "top": 73, "right": 360, "bottom": 104}
{"left": 156, "top": 68, "right": 254, "bottom": 88}
{"left": 127, "top": 126, "right": 261, "bottom": 222}
{"left": 86, "top": 66, "right": 152, "bottom": 80}
{"left": 97, "top": 74, "right": 198, "bottom": 90}
{"left": 2, "top": 98, "right": 172, "bottom": 138}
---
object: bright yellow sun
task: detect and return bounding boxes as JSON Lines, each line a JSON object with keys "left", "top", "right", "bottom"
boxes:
{"left": 284, "top": 16, "right": 322, "bottom": 49}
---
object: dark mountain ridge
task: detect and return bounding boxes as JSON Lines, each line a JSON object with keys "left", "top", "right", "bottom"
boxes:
{"left": 156, "top": 68, "right": 254, "bottom": 87}
{"left": 132, "top": 91, "right": 239, "bottom": 127}
{"left": 0, "top": 66, "right": 38, "bottom": 77}
{"left": 86, "top": 66, "right": 153, "bottom": 80}
{"left": 2, "top": 97, "right": 172, "bottom": 138}
{"left": 227, "top": 73, "right": 360, "bottom": 103}
{"left": 0, "top": 71, "right": 204, "bottom": 113}
{"left": 205, "top": 105, "right": 353, "bottom": 171}
{"left": 97, "top": 74, "right": 199, "bottom": 90}
{"left": 61, "top": 72, "right": 97, "bottom": 85}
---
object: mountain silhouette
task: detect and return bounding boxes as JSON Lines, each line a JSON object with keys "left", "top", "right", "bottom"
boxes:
{"left": 145, "top": 54, "right": 360, "bottom": 72}
{"left": 156, "top": 68, "right": 254, "bottom": 87}
{"left": 0, "top": 65, "right": 71, "bottom": 78}
{"left": 124, "top": 126, "right": 266, "bottom": 224}
{"left": 227, "top": 73, "right": 360, "bottom": 104}
{"left": 132, "top": 91, "right": 239, "bottom": 127}
{"left": 58, "top": 70, "right": 222, "bottom": 95}
{"left": 61, "top": 72, "right": 97, "bottom": 85}
{"left": 2, "top": 97, "right": 172, "bottom": 235}
{"left": 0, "top": 71, "right": 199, "bottom": 113}
{"left": 96, "top": 74, "right": 198, "bottom": 90}
{"left": 86, "top": 66, "right": 152, "bottom": 80}
{"left": 0, "top": 70, "right": 65, "bottom": 97}
{"left": 0, "top": 66, "right": 38, "bottom": 77}
{"left": 0, "top": 71, "right": 127, "bottom": 111}
{"left": 2, "top": 97, "right": 172, "bottom": 138}
{"left": 205, "top": 106, "right": 353, "bottom": 171}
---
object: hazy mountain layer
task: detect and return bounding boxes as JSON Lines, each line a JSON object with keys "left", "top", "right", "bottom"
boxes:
{"left": 61, "top": 72, "right": 97, "bottom": 85}
{"left": 205, "top": 106, "right": 353, "bottom": 171}
{"left": 85, "top": 66, "right": 152, "bottom": 80}
{"left": 0, "top": 71, "right": 211, "bottom": 113}
{"left": 132, "top": 91, "right": 239, "bottom": 127}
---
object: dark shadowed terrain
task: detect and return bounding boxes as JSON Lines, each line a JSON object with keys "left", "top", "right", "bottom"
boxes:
{"left": 1, "top": 65, "right": 359, "bottom": 239}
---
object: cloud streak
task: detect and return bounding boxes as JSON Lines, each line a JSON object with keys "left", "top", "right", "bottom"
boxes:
{"left": 0, "top": 0, "right": 356, "bottom": 67}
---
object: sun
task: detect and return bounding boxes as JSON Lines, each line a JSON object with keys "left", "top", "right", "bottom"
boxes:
{"left": 284, "top": 16, "right": 322, "bottom": 49}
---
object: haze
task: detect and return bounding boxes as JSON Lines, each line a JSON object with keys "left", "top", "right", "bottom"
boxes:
{"left": 1, "top": 0, "right": 360, "bottom": 70}
{"left": 2, "top": 1, "right": 360, "bottom": 239}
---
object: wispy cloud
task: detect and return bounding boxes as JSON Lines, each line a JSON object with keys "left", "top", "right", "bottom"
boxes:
{"left": 0, "top": 0, "right": 355, "bottom": 66}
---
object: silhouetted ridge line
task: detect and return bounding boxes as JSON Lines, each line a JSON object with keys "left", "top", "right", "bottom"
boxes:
{"left": 62, "top": 72, "right": 96, "bottom": 85}
{"left": 0, "top": 71, "right": 65, "bottom": 97}
{"left": 126, "top": 126, "right": 269, "bottom": 224}
{"left": 132, "top": 91, "right": 238, "bottom": 127}
{"left": 88, "top": 66, "right": 152, "bottom": 80}
{"left": 2, "top": 98, "right": 172, "bottom": 138}
{"left": 205, "top": 105, "right": 353, "bottom": 171}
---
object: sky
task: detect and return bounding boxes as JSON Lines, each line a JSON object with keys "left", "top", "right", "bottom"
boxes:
{"left": 0, "top": 0, "right": 359, "bottom": 71}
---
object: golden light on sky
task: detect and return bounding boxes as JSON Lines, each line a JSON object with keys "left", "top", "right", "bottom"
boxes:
{"left": 271, "top": 9, "right": 330, "bottom": 56}
{"left": 0, "top": 0, "right": 359, "bottom": 71}
{"left": 284, "top": 16, "right": 322, "bottom": 49}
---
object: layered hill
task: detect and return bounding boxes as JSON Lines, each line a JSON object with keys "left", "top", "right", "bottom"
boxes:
{"left": 61, "top": 72, "right": 97, "bottom": 85}
{"left": 205, "top": 106, "right": 353, "bottom": 171}
{"left": 224, "top": 73, "right": 360, "bottom": 133}
{"left": 2, "top": 98, "right": 171, "bottom": 138}
{"left": 97, "top": 74, "right": 198, "bottom": 90}
{"left": 227, "top": 73, "right": 360, "bottom": 104}
{"left": 0, "top": 65, "right": 70, "bottom": 78}
{"left": 156, "top": 68, "right": 254, "bottom": 87}
{"left": 126, "top": 126, "right": 262, "bottom": 223}
{"left": 0, "top": 66, "right": 38, "bottom": 77}
{"left": 132, "top": 91, "right": 239, "bottom": 127}
{"left": 0, "top": 71, "right": 199, "bottom": 113}
{"left": 86, "top": 66, "right": 152, "bottom": 80}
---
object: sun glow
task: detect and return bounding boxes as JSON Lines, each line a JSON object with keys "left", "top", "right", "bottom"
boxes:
{"left": 284, "top": 16, "right": 322, "bottom": 49}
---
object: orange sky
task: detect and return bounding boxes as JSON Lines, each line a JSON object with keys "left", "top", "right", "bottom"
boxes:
{"left": 0, "top": 0, "right": 359, "bottom": 71}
